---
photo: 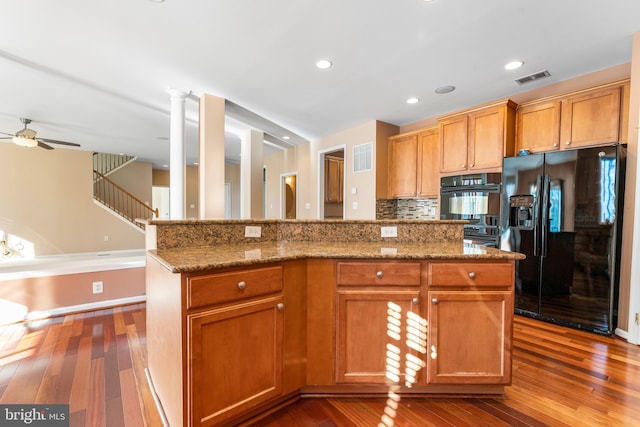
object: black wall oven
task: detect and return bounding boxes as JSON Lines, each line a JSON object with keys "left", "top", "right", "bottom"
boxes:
{"left": 440, "top": 173, "right": 501, "bottom": 247}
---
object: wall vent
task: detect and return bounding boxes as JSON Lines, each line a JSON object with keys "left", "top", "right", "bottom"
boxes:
{"left": 353, "top": 142, "right": 372, "bottom": 172}
{"left": 515, "top": 69, "right": 551, "bottom": 85}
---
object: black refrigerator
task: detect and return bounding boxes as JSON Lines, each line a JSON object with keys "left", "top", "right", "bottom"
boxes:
{"left": 500, "top": 145, "right": 625, "bottom": 335}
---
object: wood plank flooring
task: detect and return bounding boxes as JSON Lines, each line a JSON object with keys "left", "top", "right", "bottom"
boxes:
{"left": 1, "top": 303, "right": 639, "bottom": 426}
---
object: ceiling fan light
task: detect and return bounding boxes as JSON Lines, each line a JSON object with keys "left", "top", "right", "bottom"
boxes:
{"left": 13, "top": 136, "right": 38, "bottom": 147}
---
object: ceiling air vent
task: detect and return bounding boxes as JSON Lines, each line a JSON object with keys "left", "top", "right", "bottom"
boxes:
{"left": 515, "top": 69, "right": 551, "bottom": 85}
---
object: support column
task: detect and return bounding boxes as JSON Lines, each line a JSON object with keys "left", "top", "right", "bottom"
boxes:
{"left": 198, "top": 94, "right": 226, "bottom": 218}
{"left": 168, "top": 89, "right": 188, "bottom": 220}
{"left": 240, "top": 129, "right": 264, "bottom": 219}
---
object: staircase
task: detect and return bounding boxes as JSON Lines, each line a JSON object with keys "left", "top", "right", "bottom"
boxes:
{"left": 92, "top": 153, "right": 158, "bottom": 230}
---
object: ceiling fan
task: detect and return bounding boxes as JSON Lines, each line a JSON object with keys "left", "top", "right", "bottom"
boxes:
{"left": 0, "top": 118, "right": 81, "bottom": 150}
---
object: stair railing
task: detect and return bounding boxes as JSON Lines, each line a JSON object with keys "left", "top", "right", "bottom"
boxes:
{"left": 93, "top": 170, "right": 158, "bottom": 229}
{"left": 93, "top": 152, "right": 136, "bottom": 177}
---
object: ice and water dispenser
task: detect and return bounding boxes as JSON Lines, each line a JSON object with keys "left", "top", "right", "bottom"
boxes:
{"left": 508, "top": 195, "right": 535, "bottom": 230}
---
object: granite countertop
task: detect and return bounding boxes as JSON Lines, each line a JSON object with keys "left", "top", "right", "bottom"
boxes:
{"left": 149, "top": 241, "right": 526, "bottom": 273}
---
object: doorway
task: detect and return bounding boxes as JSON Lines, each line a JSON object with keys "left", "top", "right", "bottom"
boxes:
{"left": 281, "top": 173, "right": 297, "bottom": 219}
{"left": 319, "top": 147, "right": 345, "bottom": 219}
{"left": 152, "top": 186, "right": 170, "bottom": 219}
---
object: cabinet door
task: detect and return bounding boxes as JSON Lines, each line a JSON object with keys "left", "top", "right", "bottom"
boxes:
{"left": 388, "top": 133, "right": 418, "bottom": 197}
{"left": 417, "top": 128, "right": 440, "bottom": 197}
{"left": 325, "top": 156, "right": 344, "bottom": 202}
{"left": 516, "top": 101, "right": 562, "bottom": 153}
{"left": 189, "top": 296, "right": 284, "bottom": 426}
{"left": 468, "top": 105, "right": 507, "bottom": 170}
{"left": 561, "top": 87, "right": 620, "bottom": 149}
{"left": 439, "top": 115, "right": 469, "bottom": 174}
{"left": 427, "top": 291, "right": 512, "bottom": 385}
{"left": 336, "top": 289, "right": 424, "bottom": 384}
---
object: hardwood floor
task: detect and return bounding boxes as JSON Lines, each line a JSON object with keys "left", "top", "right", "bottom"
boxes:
{"left": 1, "top": 303, "right": 639, "bottom": 426}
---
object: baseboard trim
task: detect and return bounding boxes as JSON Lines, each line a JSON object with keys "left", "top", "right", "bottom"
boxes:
{"left": 24, "top": 296, "right": 146, "bottom": 322}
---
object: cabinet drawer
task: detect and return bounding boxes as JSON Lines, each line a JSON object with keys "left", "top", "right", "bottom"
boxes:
{"left": 337, "top": 262, "right": 421, "bottom": 286}
{"left": 187, "top": 265, "right": 283, "bottom": 309}
{"left": 429, "top": 262, "right": 513, "bottom": 288}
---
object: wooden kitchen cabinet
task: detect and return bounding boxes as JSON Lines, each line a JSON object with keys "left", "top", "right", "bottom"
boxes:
{"left": 439, "top": 100, "right": 516, "bottom": 176}
{"left": 388, "top": 127, "right": 439, "bottom": 198}
{"left": 516, "top": 82, "right": 626, "bottom": 154}
{"left": 325, "top": 155, "right": 344, "bottom": 202}
{"left": 189, "top": 296, "right": 284, "bottom": 426}
{"left": 426, "top": 261, "right": 513, "bottom": 385}
{"left": 335, "top": 261, "right": 424, "bottom": 384}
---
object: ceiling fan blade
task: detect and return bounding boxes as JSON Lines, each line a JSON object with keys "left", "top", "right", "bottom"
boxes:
{"left": 0, "top": 136, "right": 13, "bottom": 139}
{"left": 37, "top": 141, "right": 54, "bottom": 150}
{"left": 38, "top": 138, "right": 81, "bottom": 147}
{"left": 0, "top": 131, "right": 16, "bottom": 137}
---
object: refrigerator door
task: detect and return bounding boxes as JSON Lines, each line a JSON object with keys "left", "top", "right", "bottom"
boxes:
{"left": 500, "top": 153, "right": 544, "bottom": 315}
{"left": 541, "top": 146, "right": 619, "bottom": 333}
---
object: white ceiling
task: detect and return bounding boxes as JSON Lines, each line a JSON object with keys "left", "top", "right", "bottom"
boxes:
{"left": 1, "top": 0, "right": 639, "bottom": 169}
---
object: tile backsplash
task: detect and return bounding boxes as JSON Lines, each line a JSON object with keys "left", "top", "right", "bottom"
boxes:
{"left": 376, "top": 198, "right": 439, "bottom": 220}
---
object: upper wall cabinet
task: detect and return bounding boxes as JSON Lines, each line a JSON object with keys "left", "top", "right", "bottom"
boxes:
{"left": 516, "top": 81, "right": 629, "bottom": 154}
{"left": 388, "top": 127, "right": 439, "bottom": 198}
{"left": 438, "top": 99, "right": 517, "bottom": 176}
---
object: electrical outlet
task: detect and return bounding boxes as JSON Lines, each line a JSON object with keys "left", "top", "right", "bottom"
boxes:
{"left": 92, "top": 281, "right": 103, "bottom": 294}
{"left": 245, "top": 226, "right": 262, "bottom": 238}
{"left": 381, "top": 226, "right": 398, "bottom": 238}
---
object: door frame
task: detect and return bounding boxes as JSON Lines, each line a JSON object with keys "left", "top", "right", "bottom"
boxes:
{"left": 317, "top": 145, "right": 346, "bottom": 219}
{"left": 279, "top": 171, "right": 298, "bottom": 219}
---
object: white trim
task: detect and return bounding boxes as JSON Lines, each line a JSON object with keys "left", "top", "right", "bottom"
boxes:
{"left": 615, "top": 327, "right": 629, "bottom": 340}
{"left": 0, "top": 249, "right": 145, "bottom": 281}
{"left": 2, "top": 296, "right": 147, "bottom": 326}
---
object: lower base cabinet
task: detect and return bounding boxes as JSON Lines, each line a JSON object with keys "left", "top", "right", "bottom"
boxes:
{"left": 188, "top": 296, "right": 284, "bottom": 426}
{"left": 426, "top": 290, "right": 512, "bottom": 384}
{"left": 146, "top": 257, "right": 515, "bottom": 426}
{"left": 336, "top": 289, "right": 422, "bottom": 383}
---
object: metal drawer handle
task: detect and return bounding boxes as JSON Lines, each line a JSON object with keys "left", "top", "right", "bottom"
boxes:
{"left": 277, "top": 303, "right": 284, "bottom": 311}
{"left": 237, "top": 281, "right": 247, "bottom": 290}
{"left": 468, "top": 272, "right": 476, "bottom": 279}
{"left": 431, "top": 298, "right": 439, "bottom": 304}
{"left": 412, "top": 297, "right": 419, "bottom": 305}
{"left": 376, "top": 271, "right": 383, "bottom": 279}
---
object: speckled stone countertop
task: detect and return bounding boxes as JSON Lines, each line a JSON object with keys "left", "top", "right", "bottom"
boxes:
{"left": 148, "top": 241, "right": 525, "bottom": 273}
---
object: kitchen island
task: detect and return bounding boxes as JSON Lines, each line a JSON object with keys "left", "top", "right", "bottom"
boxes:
{"left": 142, "top": 219, "right": 524, "bottom": 427}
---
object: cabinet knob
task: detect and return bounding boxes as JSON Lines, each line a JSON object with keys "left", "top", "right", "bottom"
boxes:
{"left": 376, "top": 271, "right": 384, "bottom": 279}
{"left": 553, "top": 143, "right": 559, "bottom": 148}
{"left": 431, "top": 298, "right": 439, "bottom": 304}
{"left": 461, "top": 164, "right": 466, "bottom": 168}
{"left": 565, "top": 141, "right": 571, "bottom": 146}
{"left": 412, "top": 297, "right": 419, "bottom": 305}
{"left": 237, "top": 281, "right": 247, "bottom": 290}
{"left": 277, "top": 303, "right": 284, "bottom": 311}
{"left": 468, "top": 272, "right": 476, "bottom": 279}
{"left": 470, "top": 163, "right": 474, "bottom": 168}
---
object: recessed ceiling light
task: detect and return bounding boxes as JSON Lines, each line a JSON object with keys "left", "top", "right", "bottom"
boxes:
{"left": 435, "top": 85, "right": 456, "bottom": 94}
{"left": 283, "top": 136, "right": 290, "bottom": 140}
{"left": 193, "top": 162, "right": 199, "bottom": 166}
{"left": 316, "top": 59, "right": 333, "bottom": 69}
{"left": 162, "top": 164, "right": 169, "bottom": 168}
{"left": 505, "top": 60, "right": 524, "bottom": 70}
{"left": 406, "top": 97, "right": 420, "bottom": 104}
